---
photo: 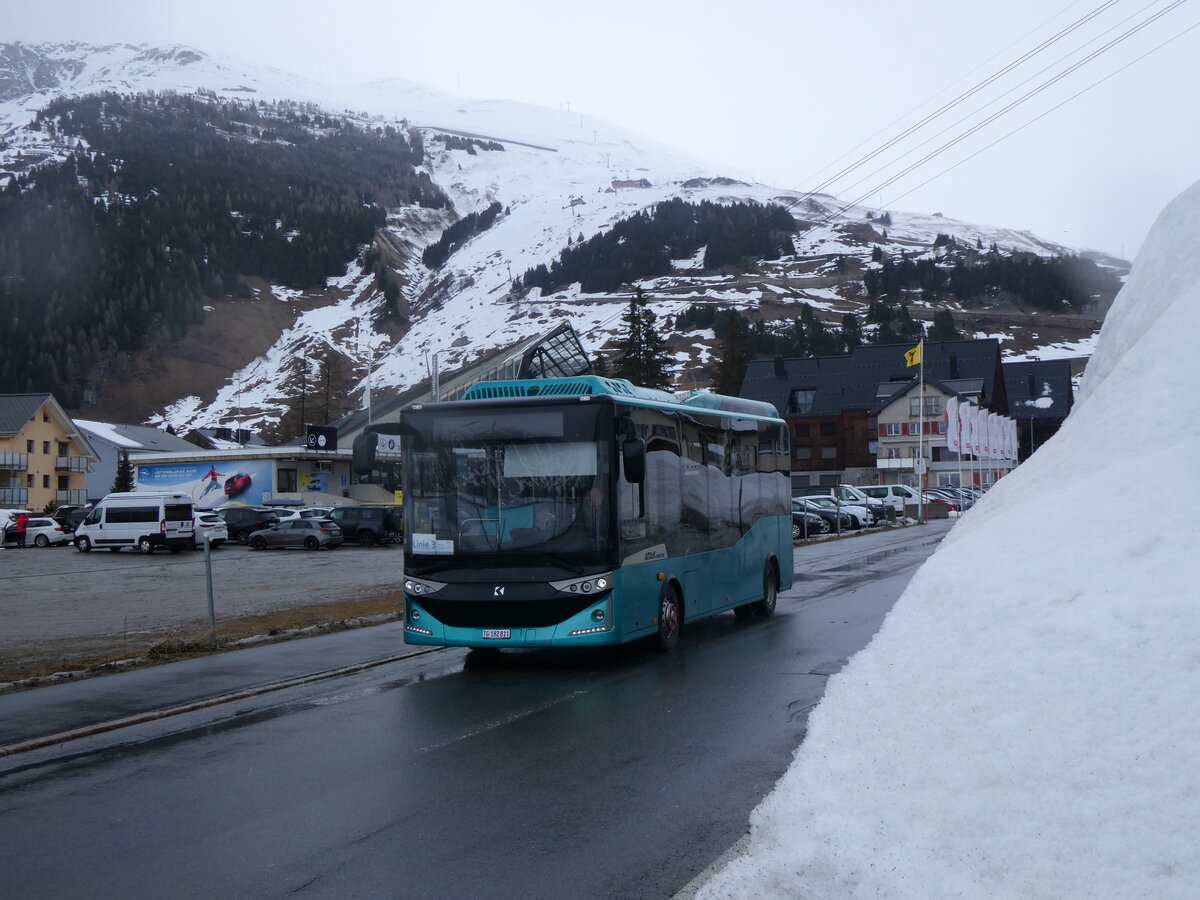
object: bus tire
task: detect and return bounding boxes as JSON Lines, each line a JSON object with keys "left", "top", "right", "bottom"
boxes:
{"left": 656, "top": 583, "right": 682, "bottom": 651}
{"left": 753, "top": 562, "right": 778, "bottom": 618}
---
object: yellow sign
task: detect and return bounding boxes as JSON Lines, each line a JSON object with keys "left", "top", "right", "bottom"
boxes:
{"left": 904, "top": 343, "right": 922, "bottom": 367}
{"left": 393, "top": 490, "right": 403, "bottom": 504}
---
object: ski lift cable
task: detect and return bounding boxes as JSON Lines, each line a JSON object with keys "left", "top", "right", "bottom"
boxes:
{"left": 833, "top": 0, "right": 1177, "bottom": 202}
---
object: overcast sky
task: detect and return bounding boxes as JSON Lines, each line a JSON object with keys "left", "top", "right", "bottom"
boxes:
{"left": 13, "top": 0, "right": 1200, "bottom": 259}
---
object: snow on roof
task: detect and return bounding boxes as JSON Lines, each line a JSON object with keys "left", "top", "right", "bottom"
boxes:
{"left": 74, "top": 419, "right": 142, "bottom": 449}
{"left": 696, "top": 180, "right": 1200, "bottom": 898}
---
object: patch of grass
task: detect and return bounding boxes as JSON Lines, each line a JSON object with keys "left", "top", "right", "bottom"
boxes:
{"left": 0, "top": 592, "right": 404, "bottom": 688}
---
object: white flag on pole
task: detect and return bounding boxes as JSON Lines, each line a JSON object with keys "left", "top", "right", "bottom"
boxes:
{"left": 962, "top": 402, "right": 976, "bottom": 456}
{"left": 946, "top": 397, "right": 960, "bottom": 456}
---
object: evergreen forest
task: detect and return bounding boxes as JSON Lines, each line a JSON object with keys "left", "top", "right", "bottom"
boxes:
{"left": 864, "top": 252, "right": 1121, "bottom": 311}
{"left": 519, "top": 197, "right": 797, "bottom": 294}
{"left": 0, "top": 92, "right": 447, "bottom": 404}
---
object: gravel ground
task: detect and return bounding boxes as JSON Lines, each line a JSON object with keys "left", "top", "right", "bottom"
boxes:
{"left": 0, "top": 542, "right": 404, "bottom": 673}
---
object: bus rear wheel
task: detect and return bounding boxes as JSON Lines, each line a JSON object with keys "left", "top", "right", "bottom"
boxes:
{"left": 656, "top": 584, "right": 682, "bottom": 651}
{"left": 753, "top": 564, "right": 778, "bottom": 618}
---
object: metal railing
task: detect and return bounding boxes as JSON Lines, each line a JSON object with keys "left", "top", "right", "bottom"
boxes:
{"left": 54, "top": 456, "right": 90, "bottom": 473}
{"left": 0, "top": 452, "right": 29, "bottom": 471}
{"left": 0, "top": 487, "right": 30, "bottom": 505}
{"left": 54, "top": 489, "right": 88, "bottom": 506}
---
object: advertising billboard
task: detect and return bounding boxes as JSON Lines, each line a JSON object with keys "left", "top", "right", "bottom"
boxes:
{"left": 136, "top": 460, "right": 275, "bottom": 509}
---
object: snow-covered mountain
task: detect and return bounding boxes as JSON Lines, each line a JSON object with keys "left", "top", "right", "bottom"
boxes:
{"left": 0, "top": 42, "right": 1120, "bottom": 436}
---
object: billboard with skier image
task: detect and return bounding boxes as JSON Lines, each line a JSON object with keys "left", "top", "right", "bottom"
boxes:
{"left": 135, "top": 460, "right": 274, "bottom": 508}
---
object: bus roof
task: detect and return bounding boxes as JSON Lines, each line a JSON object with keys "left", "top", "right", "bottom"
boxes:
{"left": 457, "top": 376, "right": 783, "bottom": 423}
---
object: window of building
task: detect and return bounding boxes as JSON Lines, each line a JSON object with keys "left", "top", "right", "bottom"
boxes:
{"left": 819, "top": 422, "right": 836, "bottom": 437}
{"left": 57, "top": 475, "right": 68, "bottom": 490}
{"left": 789, "top": 389, "right": 816, "bottom": 415}
{"left": 884, "top": 422, "right": 901, "bottom": 436}
{"left": 26, "top": 474, "right": 33, "bottom": 487}
{"left": 278, "top": 469, "right": 298, "bottom": 493}
{"left": 42, "top": 441, "right": 50, "bottom": 454}
{"left": 794, "top": 423, "right": 810, "bottom": 438}
{"left": 795, "top": 446, "right": 812, "bottom": 460}
{"left": 42, "top": 475, "right": 51, "bottom": 489}
{"left": 926, "top": 396, "right": 941, "bottom": 415}
{"left": 910, "top": 398, "right": 921, "bottom": 417}
{"left": 57, "top": 442, "right": 69, "bottom": 456}
{"left": 43, "top": 412, "right": 49, "bottom": 422}
{"left": 820, "top": 445, "right": 838, "bottom": 459}
{"left": 886, "top": 447, "right": 902, "bottom": 459}
{"left": 26, "top": 440, "right": 33, "bottom": 452}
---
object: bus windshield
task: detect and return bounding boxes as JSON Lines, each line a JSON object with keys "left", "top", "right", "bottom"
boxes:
{"left": 403, "top": 403, "right": 613, "bottom": 573}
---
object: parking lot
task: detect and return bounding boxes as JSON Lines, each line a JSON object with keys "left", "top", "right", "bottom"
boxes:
{"left": 0, "top": 542, "right": 404, "bottom": 679}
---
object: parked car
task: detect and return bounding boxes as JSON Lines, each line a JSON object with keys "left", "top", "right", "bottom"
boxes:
{"left": 299, "top": 507, "right": 332, "bottom": 519}
{"left": 193, "top": 513, "right": 229, "bottom": 548}
{"left": 216, "top": 507, "right": 281, "bottom": 544}
{"left": 922, "top": 490, "right": 961, "bottom": 514}
{"left": 854, "top": 483, "right": 921, "bottom": 516}
{"left": 327, "top": 505, "right": 403, "bottom": 546}
{"left": 791, "top": 504, "right": 830, "bottom": 539}
{"left": 794, "top": 497, "right": 856, "bottom": 531}
{"left": 794, "top": 484, "right": 888, "bottom": 525}
{"left": 247, "top": 518, "right": 344, "bottom": 551}
{"left": 2, "top": 516, "right": 71, "bottom": 548}
{"left": 266, "top": 507, "right": 303, "bottom": 522}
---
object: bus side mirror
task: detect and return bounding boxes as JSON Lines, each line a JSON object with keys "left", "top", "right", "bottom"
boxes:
{"left": 622, "top": 438, "right": 646, "bottom": 484}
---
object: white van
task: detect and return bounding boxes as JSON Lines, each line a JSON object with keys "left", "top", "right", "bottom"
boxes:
{"left": 74, "top": 492, "right": 195, "bottom": 554}
{"left": 855, "top": 483, "right": 920, "bottom": 514}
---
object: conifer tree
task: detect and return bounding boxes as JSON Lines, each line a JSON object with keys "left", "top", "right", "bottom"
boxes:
{"left": 712, "top": 309, "right": 750, "bottom": 396}
{"left": 612, "top": 287, "right": 671, "bottom": 390}
{"left": 112, "top": 450, "right": 135, "bottom": 493}
{"left": 928, "top": 309, "right": 961, "bottom": 342}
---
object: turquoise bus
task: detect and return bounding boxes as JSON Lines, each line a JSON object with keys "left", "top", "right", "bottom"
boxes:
{"left": 400, "top": 376, "right": 792, "bottom": 650}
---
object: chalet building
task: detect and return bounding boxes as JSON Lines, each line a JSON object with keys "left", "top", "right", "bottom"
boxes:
{"left": 872, "top": 376, "right": 1013, "bottom": 488}
{"left": 1003, "top": 359, "right": 1074, "bottom": 461}
{"left": 0, "top": 394, "right": 99, "bottom": 510}
{"left": 739, "top": 340, "right": 1009, "bottom": 489}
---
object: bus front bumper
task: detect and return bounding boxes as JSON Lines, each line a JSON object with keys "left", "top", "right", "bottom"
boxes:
{"left": 403, "top": 596, "right": 616, "bottom": 648}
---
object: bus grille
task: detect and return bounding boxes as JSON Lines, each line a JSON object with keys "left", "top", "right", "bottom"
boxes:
{"left": 417, "top": 595, "right": 596, "bottom": 628}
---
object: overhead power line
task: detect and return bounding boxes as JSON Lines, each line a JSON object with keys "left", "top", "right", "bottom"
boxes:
{"left": 805, "top": 0, "right": 1124, "bottom": 198}
{"left": 833, "top": 0, "right": 1180, "bottom": 203}
{"left": 880, "top": 16, "right": 1200, "bottom": 213}
{"left": 818, "top": 0, "right": 1191, "bottom": 227}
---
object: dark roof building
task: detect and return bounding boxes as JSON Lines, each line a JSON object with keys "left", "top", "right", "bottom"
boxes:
{"left": 740, "top": 340, "right": 1010, "bottom": 486}
{"left": 1002, "top": 359, "right": 1075, "bottom": 460}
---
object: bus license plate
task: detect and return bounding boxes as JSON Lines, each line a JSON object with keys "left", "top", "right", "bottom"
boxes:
{"left": 481, "top": 629, "right": 511, "bottom": 640}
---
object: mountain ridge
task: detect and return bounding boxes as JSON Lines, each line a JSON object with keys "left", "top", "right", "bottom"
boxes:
{"left": 0, "top": 41, "right": 1123, "bottom": 438}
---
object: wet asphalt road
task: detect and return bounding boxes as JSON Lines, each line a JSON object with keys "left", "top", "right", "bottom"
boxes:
{"left": 0, "top": 522, "right": 951, "bottom": 899}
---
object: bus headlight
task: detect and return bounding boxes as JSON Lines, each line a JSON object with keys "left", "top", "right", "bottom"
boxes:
{"left": 550, "top": 573, "right": 614, "bottom": 595}
{"left": 404, "top": 576, "right": 447, "bottom": 596}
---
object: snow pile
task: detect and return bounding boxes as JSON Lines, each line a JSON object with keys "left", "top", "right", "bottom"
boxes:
{"left": 697, "top": 181, "right": 1200, "bottom": 899}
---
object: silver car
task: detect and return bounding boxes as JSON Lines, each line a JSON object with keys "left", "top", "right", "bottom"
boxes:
{"left": 247, "top": 518, "right": 344, "bottom": 551}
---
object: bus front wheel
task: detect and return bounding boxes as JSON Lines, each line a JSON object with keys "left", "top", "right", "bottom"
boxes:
{"left": 656, "top": 584, "right": 682, "bottom": 651}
